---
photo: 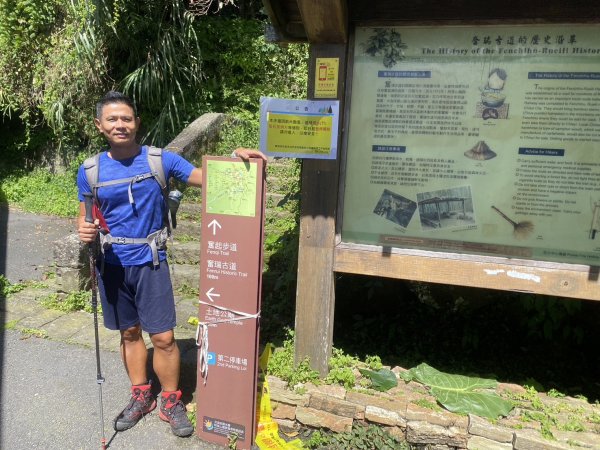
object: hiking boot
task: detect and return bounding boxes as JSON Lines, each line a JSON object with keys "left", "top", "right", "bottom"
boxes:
{"left": 159, "top": 390, "right": 194, "bottom": 437}
{"left": 114, "top": 383, "right": 156, "bottom": 431}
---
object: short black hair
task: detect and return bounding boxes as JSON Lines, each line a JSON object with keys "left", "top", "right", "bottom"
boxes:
{"left": 95, "top": 91, "right": 137, "bottom": 118}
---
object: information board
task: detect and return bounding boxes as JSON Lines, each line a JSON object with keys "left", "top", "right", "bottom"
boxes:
{"left": 342, "top": 24, "right": 600, "bottom": 266}
{"left": 196, "top": 157, "right": 265, "bottom": 449}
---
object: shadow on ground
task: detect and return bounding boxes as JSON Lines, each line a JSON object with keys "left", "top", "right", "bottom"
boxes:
{"left": 144, "top": 341, "right": 198, "bottom": 406}
{"left": 0, "top": 201, "right": 8, "bottom": 444}
{"left": 334, "top": 274, "right": 600, "bottom": 402}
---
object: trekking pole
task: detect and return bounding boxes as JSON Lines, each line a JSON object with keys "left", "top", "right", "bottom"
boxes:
{"left": 83, "top": 193, "right": 107, "bottom": 450}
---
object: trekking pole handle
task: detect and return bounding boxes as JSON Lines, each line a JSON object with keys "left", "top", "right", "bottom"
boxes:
{"left": 83, "top": 193, "right": 94, "bottom": 224}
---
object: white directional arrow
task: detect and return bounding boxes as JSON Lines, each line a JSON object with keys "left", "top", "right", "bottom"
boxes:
{"left": 205, "top": 287, "right": 221, "bottom": 303}
{"left": 207, "top": 219, "right": 222, "bottom": 236}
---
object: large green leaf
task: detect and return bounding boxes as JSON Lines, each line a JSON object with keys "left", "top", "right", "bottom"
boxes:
{"left": 430, "top": 387, "right": 513, "bottom": 419}
{"left": 402, "top": 363, "right": 513, "bottom": 419}
{"left": 358, "top": 368, "right": 398, "bottom": 392}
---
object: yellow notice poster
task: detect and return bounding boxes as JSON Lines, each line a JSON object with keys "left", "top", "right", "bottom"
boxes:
{"left": 315, "top": 57, "right": 339, "bottom": 98}
{"left": 267, "top": 112, "right": 332, "bottom": 155}
{"left": 259, "top": 97, "right": 339, "bottom": 159}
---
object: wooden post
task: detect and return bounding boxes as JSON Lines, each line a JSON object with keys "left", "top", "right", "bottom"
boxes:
{"left": 295, "top": 42, "right": 347, "bottom": 376}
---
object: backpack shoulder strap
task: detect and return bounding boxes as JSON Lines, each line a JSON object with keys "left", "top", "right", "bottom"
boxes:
{"left": 83, "top": 152, "right": 103, "bottom": 200}
{"left": 147, "top": 146, "right": 167, "bottom": 191}
{"left": 147, "top": 146, "right": 174, "bottom": 233}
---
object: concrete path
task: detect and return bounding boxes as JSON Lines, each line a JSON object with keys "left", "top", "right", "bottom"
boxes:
{"left": 0, "top": 207, "right": 226, "bottom": 449}
{"left": 0, "top": 329, "right": 224, "bottom": 450}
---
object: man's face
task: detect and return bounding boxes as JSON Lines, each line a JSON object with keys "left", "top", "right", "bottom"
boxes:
{"left": 94, "top": 102, "right": 140, "bottom": 147}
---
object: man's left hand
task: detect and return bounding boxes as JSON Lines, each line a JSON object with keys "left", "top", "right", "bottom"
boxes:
{"left": 232, "top": 148, "right": 267, "bottom": 162}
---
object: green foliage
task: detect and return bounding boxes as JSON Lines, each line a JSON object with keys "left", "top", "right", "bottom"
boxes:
{"left": 176, "top": 283, "right": 200, "bottom": 298}
{"left": 304, "top": 430, "right": 329, "bottom": 449}
{"left": 215, "top": 117, "right": 260, "bottom": 156}
{"left": 325, "top": 348, "right": 359, "bottom": 389}
{"left": 0, "top": 0, "right": 59, "bottom": 115}
{"left": 522, "top": 410, "right": 556, "bottom": 440}
{"left": 520, "top": 385, "right": 545, "bottom": 411}
{"left": 195, "top": 18, "right": 307, "bottom": 119}
{"left": 0, "top": 0, "right": 103, "bottom": 163}
{"left": 267, "top": 330, "right": 320, "bottom": 388}
{"left": 400, "top": 363, "right": 514, "bottom": 419}
{"left": 365, "top": 355, "right": 383, "bottom": 370}
{"left": 305, "top": 423, "right": 407, "bottom": 450}
{"left": 173, "top": 233, "right": 199, "bottom": 243}
{"left": 547, "top": 388, "right": 566, "bottom": 398}
{"left": 558, "top": 416, "right": 585, "bottom": 432}
{"left": 508, "top": 384, "right": 595, "bottom": 440}
{"left": 1, "top": 320, "right": 19, "bottom": 331}
{"left": 187, "top": 409, "right": 196, "bottom": 428}
{"left": 41, "top": 290, "right": 98, "bottom": 314}
{"left": 37, "top": 0, "right": 105, "bottom": 151}
{"left": 588, "top": 413, "right": 600, "bottom": 424}
{"left": 0, "top": 9, "right": 307, "bottom": 217}
{"left": 358, "top": 368, "right": 398, "bottom": 392}
{"left": 261, "top": 161, "right": 301, "bottom": 342}
{"left": 20, "top": 327, "right": 49, "bottom": 338}
{"left": 106, "top": 0, "right": 204, "bottom": 144}
{"left": 227, "top": 433, "right": 239, "bottom": 449}
{"left": 0, "top": 167, "right": 79, "bottom": 216}
{"left": 519, "top": 294, "right": 584, "bottom": 343}
{"left": 412, "top": 398, "right": 442, "bottom": 411}
{"left": 0, "top": 275, "right": 27, "bottom": 297}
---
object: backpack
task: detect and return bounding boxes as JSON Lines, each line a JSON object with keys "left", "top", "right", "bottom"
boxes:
{"left": 83, "top": 146, "right": 177, "bottom": 267}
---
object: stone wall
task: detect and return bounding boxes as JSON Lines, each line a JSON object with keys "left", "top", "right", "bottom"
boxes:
{"left": 266, "top": 373, "right": 600, "bottom": 450}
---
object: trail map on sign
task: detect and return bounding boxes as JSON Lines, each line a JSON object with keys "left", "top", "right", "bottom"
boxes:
{"left": 206, "top": 160, "right": 257, "bottom": 217}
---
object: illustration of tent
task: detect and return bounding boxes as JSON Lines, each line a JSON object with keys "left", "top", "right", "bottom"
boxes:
{"left": 464, "top": 141, "right": 497, "bottom": 160}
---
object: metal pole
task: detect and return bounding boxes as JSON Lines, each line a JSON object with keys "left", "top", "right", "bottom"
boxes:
{"left": 83, "top": 193, "right": 107, "bottom": 450}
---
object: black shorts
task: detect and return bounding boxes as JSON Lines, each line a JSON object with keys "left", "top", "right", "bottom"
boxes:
{"left": 96, "top": 261, "right": 176, "bottom": 334}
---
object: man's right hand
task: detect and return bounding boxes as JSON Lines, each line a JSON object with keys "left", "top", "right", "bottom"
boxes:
{"left": 78, "top": 217, "right": 100, "bottom": 243}
{"left": 78, "top": 201, "right": 99, "bottom": 243}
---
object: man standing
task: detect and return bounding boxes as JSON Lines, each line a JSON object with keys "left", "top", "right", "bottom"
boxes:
{"left": 77, "top": 91, "right": 265, "bottom": 437}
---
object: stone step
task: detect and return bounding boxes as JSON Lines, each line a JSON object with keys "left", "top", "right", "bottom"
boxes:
{"left": 169, "top": 240, "right": 200, "bottom": 265}
{"left": 266, "top": 158, "right": 297, "bottom": 171}
{"left": 177, "top": 200, "right": 202, "bottom": 216}
{"left": 266, "top": 175, "right": 296, "bottom": 193}
{"left": 172, "top": 220, "right": 202, "bottom": 239}
{"left": 175, "top": 295, "right": 200, "bottom": 330}
{"left": 170, "top": 263, "right": 200, "bottom": 293}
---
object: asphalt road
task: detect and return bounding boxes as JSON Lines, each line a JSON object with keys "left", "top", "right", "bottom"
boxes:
{"left": 0, "top": 205, "right": 77, "bottom": 283}
{"left": 0, "top": 330, "right": 223, "bottom": 450}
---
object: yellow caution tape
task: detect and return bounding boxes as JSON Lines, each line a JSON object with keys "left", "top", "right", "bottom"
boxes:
{"left": 255, "top": 345, "right": 305, "bottom": 450}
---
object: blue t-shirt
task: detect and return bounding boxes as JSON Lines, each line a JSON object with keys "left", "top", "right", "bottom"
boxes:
{"left": 77, "top": 146, "right": 195, "bottom": 266}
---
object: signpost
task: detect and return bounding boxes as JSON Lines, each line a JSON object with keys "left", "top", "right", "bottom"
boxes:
{"left": 196, "top": 156, "right": 266, "bottom": 449}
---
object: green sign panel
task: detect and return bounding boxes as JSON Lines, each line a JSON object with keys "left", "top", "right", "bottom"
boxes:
{"left": 342, "top": 24, "right": 600, "bottom": 265}
{"left": 206, "top": 160, "right": 257, "bottom": 217}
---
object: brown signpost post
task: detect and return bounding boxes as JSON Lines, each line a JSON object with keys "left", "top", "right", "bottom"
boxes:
{"left": 196, "top": 156, "right": 266, "bottom": 449}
